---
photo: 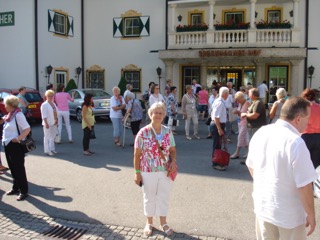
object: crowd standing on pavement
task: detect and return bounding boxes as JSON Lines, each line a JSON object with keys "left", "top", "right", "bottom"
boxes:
{"left": 1, "top": 80, "right": 320, "bottom": 239}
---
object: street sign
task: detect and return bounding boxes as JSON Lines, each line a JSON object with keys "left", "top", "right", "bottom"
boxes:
{"left": 0, "top": 11, "right": 15, "bottom": 27}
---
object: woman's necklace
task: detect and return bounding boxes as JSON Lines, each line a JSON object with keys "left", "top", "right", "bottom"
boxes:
{"left": 151, "top": 124, "right": 164, "bottom": 151}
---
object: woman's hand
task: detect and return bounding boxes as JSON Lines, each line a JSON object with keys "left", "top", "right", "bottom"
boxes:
{"left": 167, "top": 161, "right": 177, "bottom": 175}
{"left": 134, "top": 173, "right": 142, "bottom": 186}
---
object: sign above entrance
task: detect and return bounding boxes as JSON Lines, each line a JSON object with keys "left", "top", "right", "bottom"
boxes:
{"left": 199, "top": 49, "right": 262, "bottom": 57}
{"left": 0, "top": 11, "right": 15, "bottom": 27}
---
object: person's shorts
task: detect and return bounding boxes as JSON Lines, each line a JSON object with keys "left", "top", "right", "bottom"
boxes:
{"left": 198, "top": 105, "right": 207, "bottom": 112}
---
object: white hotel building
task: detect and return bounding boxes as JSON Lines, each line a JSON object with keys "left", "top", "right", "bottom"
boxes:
{"left": 0, "top": 0, "right": 319, "bottom": 102}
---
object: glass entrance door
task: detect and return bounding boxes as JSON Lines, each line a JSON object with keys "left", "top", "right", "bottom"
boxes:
{"left": 182, "top": 66, "right": 200, "bottom": 97}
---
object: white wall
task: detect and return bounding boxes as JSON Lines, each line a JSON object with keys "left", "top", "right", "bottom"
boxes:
{"left": 37, "top": 0, "right": 82, "bottom": 94}
{"left": 307, "top": 0, "right": 320, "bottom": 89}
{"left": 0, "top": 0, "right": 35, "bottom": 89}
{"left": 84, "top": 0, "right": 166, "bottom": 94}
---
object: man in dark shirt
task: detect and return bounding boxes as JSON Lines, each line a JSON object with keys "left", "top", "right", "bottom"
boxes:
{"left": 241, "top": 88, "right": 266, "bottom": 137}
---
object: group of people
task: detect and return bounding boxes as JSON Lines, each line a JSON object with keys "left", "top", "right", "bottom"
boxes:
{"left": 1, "top": 80, "right": 320, "bottom": 240}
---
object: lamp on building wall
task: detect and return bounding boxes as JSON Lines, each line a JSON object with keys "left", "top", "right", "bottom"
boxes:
{"left": 289, "top": 10, "right": 294, "bottom": 17}
{"left": 177, "top": 14, "right": 182, "bottom": 22}
{"left": 255, "top": 11, "right": 258, "bottom": 18}
{"left": 156, "top": 67, "right": 162, "bottom": 88}
{"left": 46, "top": 65, "right": 53, "bottom": 84}
{"left": 213, "top": 13, "right": 216, "bottom": 20}
{"left": 76, "top": 66, "right": 82, "bottom": 87}
{"left": 308, "top": 65, "right": 315, "bottom": 88}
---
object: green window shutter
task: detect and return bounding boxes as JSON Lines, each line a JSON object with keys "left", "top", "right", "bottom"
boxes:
{"left": 113, "top": 17, "right": 123, "bottom": 38}
{"left": 139, "top": 16, "right": 150, "bottom": 37}
{"left": 48, "top": 9, "right": 55, "bottom": 33}
{"left": 67, "top": 15, "right": 74, "bottom": 37}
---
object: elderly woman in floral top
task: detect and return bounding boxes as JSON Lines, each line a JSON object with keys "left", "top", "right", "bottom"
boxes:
{"left": 134, "top": 102, "right": 177, "bottom": 237}
{"left": 165, "top": 86, "right": 178, "bottom": 134}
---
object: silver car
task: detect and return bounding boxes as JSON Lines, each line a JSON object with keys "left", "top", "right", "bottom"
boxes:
{"left": 68, "top": 89, "right": 111, "bottom": 122}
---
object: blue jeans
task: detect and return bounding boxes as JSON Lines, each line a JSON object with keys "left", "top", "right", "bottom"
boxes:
{"left": 111, "top": 117, "right": 123, "bottom": 138}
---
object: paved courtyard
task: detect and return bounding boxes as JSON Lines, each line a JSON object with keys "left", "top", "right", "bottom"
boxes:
{"left": 0, "top": 117, "right": 319, "bottom": 240}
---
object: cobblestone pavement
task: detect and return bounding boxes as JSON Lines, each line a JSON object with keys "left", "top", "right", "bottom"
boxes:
{"left": 0, "top": 209, "right": 230, "bottom": 240}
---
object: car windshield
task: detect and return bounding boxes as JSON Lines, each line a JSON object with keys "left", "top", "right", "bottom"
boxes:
{"left": 25, "top": 92, "right": 42, "bottom": 102}
{"left": 83, "top": 90, "right": 111, "bottom": 98}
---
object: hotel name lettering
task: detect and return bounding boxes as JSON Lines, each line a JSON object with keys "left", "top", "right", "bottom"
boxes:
{"left": 199, "top": 49, "right": 262, "bottom": 57}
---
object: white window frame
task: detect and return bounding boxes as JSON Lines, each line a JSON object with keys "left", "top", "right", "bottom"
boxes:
{"left": 224, "top": 12, "right": 244, "bottom": 24}
{"left": 55, "top": 71, "right": 67, "bottom": 87}
{"left": 191, "top": 13, "right": 202, "bottom": 25}
{"left": 124, "top": 17, "right": 140, "bottom": 37}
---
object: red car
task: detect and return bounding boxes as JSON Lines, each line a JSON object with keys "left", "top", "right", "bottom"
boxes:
{"left": 0, "top": 87, "right": 43, "bottom": 121}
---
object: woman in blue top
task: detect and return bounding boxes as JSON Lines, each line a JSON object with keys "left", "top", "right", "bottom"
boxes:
{"left": 110, "top": 87, "right": 126, "bottom": 146}
{"left": 123, "top": 95, "right": 143, "bottom": 146}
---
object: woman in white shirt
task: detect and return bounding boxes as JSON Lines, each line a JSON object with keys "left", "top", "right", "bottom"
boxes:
{"left": 148, "top": 84, "right": 164, "bottom": 107}
{"left": 110, "top": 86, "right": 126, "bottom": 146}
{"left": 41, "top": 90, "right": 58, "bottom": 156}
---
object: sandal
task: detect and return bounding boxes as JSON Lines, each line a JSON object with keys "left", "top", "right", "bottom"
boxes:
{"left": 114, "top": 141, "right": 122, "bottom": 147}
{"left": 143, "top": 224, "right": 153, "bottom": 236}
{"left": 160, "top": 224, "right": 174, "bottom": 236}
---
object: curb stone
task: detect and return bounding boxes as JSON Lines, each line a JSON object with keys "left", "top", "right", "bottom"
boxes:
{"left": 0, "top": 209, "right": 231, "bottom": 240}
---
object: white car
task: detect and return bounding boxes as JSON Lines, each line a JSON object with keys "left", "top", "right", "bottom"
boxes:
{"left": 68, "top": 89, "right": 111, "bottom": 122}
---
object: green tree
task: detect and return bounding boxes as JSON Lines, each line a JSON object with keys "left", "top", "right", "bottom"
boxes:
{"left": 65, "top": 79, "right": 78, "bottom": 92}
{"left": 118, "top": 76, "right": 127, "bottom": 96}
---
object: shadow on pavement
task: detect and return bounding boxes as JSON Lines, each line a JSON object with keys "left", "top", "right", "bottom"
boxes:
{"left": 0, "top": 189, "right": 128, "bottom": 239}
{"left": 24, "top": 118, "right": 252, "bottom": 181}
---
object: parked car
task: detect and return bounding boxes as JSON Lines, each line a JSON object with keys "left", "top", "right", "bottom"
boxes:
{"left": 68, "top": 89, "right": 111, "bottom": 122}
{"left": 0, "top": 87, "right": 44, "bottom": 121}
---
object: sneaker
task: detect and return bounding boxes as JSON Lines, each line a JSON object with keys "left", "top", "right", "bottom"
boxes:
{"left": 68, "top": 140, "right": 74, "bottom": 143}
{"left": 17, "top": 193, "right": 28, "bottom": 201}
{"left": 83, "top": 151, "right": 92, "bottom": 156}
{"left": 47, "top": 152, "right": 54, "bottom": 156}
{"left": 194, "top": 134, "right": 200, "bottom": 139}
{"left": 214, "top": 165, "right": 226, "bottom": 171}
{"left": 186, "top": 136, "right": 192, "bottom": 140}
{"left": 6, "top": 189, "right": 20, "bottom": 195}
{"left": 51, "top": 151, "right": 58, "bottom": 154}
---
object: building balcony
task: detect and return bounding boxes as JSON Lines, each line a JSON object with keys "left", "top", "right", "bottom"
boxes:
{"left": 168, "top": 27, "right": 300, "bottom": 49}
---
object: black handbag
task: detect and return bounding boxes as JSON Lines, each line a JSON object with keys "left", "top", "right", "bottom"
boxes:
{"left": 90, "top": 126, "right": 96, "bottom": 139}
{"left": 15, "top": 118, "right": 36, "bottom": 153}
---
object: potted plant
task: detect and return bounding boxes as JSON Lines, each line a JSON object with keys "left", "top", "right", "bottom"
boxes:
{"left": 255, "top": 19, "right": 292, "bottom": 29}
{"left": 176, "top": 23, "right": 208, "bottom": 32}
{"left": 214, "top": 20, "right": 250, "bottom": 30}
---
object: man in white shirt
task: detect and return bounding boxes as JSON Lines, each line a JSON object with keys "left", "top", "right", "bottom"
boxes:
{"left": 191, "top": 79, "right": 201, "bottom": 95}
{"left": 210, "top": 87, "right": 229, "bottom": 171}
{"left": 246, "top": 97, "right": 318, "bottom": 240}
{"left": 257, "top": 81, "right": 268, "bottom": 104}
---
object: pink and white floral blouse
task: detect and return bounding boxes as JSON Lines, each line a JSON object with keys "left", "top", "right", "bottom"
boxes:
{"left": 134, "top": 125, "right": 175, "bottom": 172}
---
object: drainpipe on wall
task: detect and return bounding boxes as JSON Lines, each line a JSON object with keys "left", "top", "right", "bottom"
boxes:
{"left": 304, "top": 0, "right": 309, "bottom": 89}
{"left": 81, "top": 0, "right": 85, "bottom": 88}
{"left": 165, "top": 0, "right": 168, "bottom": 50}
{"left": 34, "top": 0, "right": 39, "bottom": 90}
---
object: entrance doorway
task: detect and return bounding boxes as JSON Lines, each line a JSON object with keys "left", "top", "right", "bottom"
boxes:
{"left": 224, "top": 69, "right": 242, "bottom": 90}
{"left": 181, "top": 66, "right": 200, "bottom": 98}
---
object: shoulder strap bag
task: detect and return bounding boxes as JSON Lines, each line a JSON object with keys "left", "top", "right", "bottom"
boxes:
{"left": 15, "top": 117, "right": 36, "bottom": 153}
{"left": 149, "top": 126, "right": 177, "bottom": 181}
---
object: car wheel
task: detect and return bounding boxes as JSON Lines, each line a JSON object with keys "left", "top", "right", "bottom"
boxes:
{"left": 76, "top": 109, "right": 82, "bottom": 123}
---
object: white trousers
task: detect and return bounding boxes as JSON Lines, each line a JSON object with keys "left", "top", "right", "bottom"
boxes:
{"left": 256, "top": 216, "right": 306, "bottom": 240}
{"left": 58, "top": 111, "right": 72, "bottom": 141}
{"left": 43, "top": 125, "right": 56, "bottom": 153}
{"left": 141, "top": 171, "right": 172, "bottom": 217}
{"left": 185, "top": 113, "right": 198, "bottom": 136}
